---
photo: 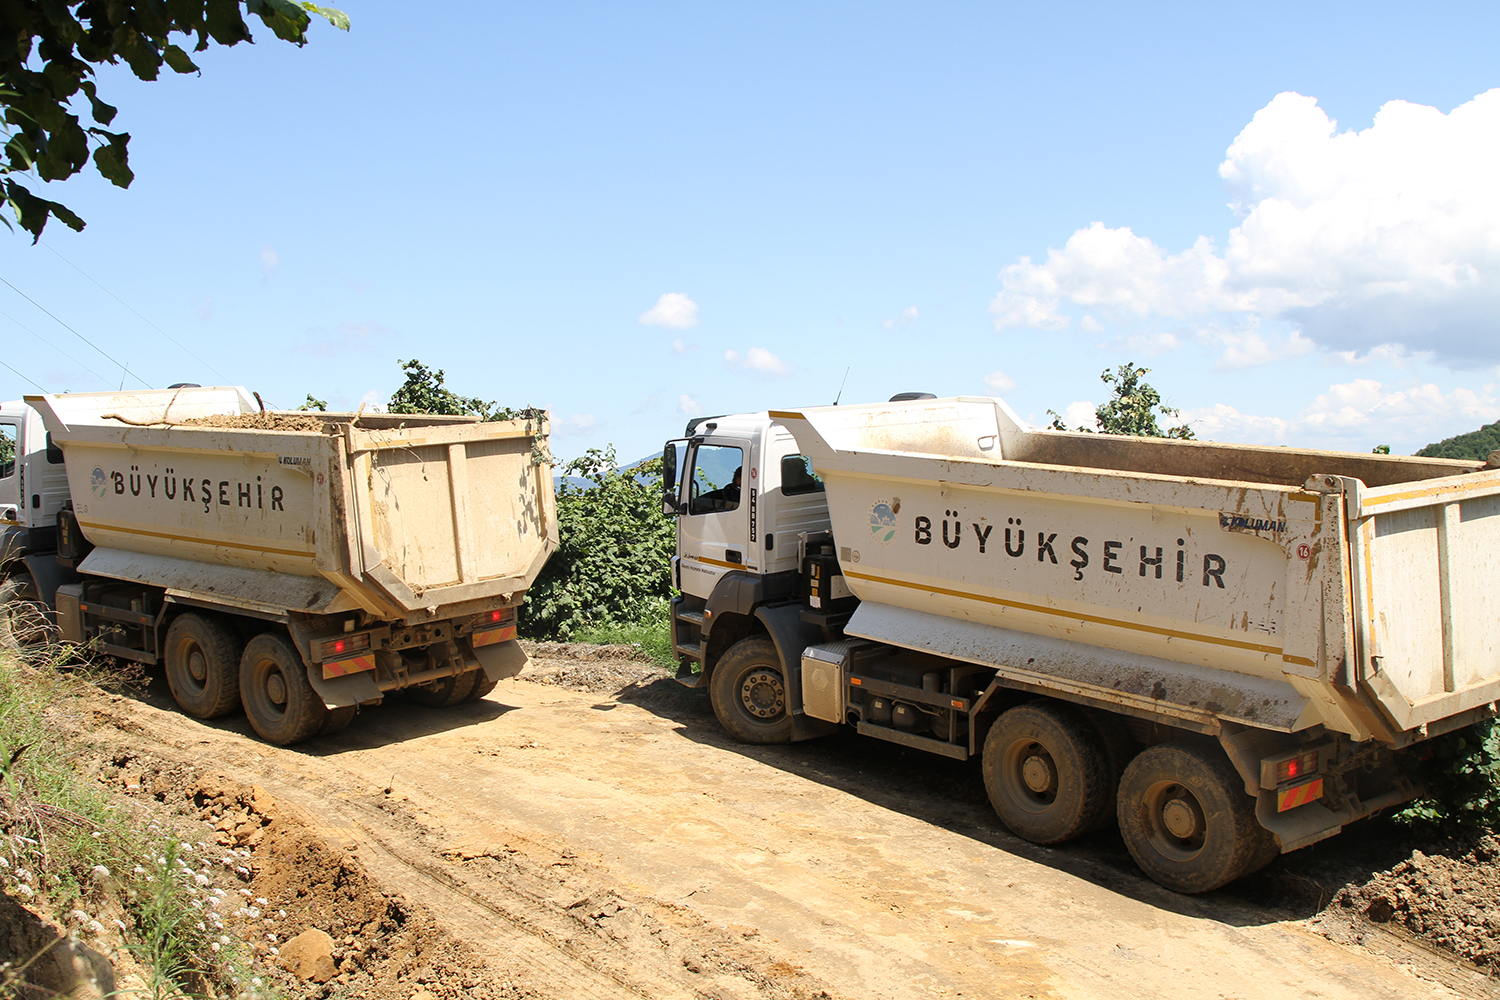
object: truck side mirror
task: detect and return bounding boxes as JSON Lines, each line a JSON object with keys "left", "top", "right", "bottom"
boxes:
{"left": 662, "top": 439, "right": 686, "bottom": 516}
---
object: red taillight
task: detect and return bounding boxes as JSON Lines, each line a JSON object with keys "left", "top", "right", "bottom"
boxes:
{"left": 318, "top": 632, "right": 371, "bottom": 661}
{"left": 491, "top": 610, "right": 503, "bottom": 621}
{"left": 1275, "top": 751, "right": 1319, "bottom": 784}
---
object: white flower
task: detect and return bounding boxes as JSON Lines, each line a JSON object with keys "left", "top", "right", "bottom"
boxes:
{"left": 15, "top": 868, "right": 32, "bottom": 883}
{"left": 219, "top": 935, "right": 230, "bottom": 945}
{"left": 211, "top": 942, "right": 220, "bottom": 953}
{"left": 194, "top": 874, "right": 209, "bottom": 886}
{"left": 254, "top": 897, "right": 267, "bottom": 906}
{"left": 246, "top": 908, "right": 261, "bottom": 919}
{"left": 91, "top": 865, "right": 110, "bottom": 878}
{"left": 206, "top": 897, "right": 220, "bottom": 908}
{"left": 112, "top": 919, "right": 126, "bottom": 932}
{"left": 182, "top": 842, "right": 195, "bottom": 852}
{"left": 70, "top": 910, "right": 89, "bottom": 924}
{"left": 14, "top": 884, "right": 33, "bottom": 899}
{"left": 251, "top": 978, "right": 262, "bottom": 988}
{"left": 277, "top": 910, "right": 286, "bottom": 918}
{"left": 268, "top": 947, "right": 278, "bottom": 957}
{"left": 86, "top": 920, "right": 105, "bottom": 935}
{"left": 238, "top": 888, "right": 252, "bottom": 897}
{"left": 196, "top": 922, "right": 206, "bottom": 931}
{"left": 266, "top": 933, "right": 277, "bottom": 943}
{"left": 90, "top": 831, "right": 104, "bottom": 839}
{"left": 132, "top": 866, "right": 145, "bottom": 875}
{"left": 235, "top": 866, "right": 250, "bottom": 877}
{"left": 190, "top": 899, "right": 203, "bottom": 909}
{"left": 212, "top": 888, "right": 226, "bottom": 897}
{"left": 0, "top": 856, "right": 8, "bottom": 868}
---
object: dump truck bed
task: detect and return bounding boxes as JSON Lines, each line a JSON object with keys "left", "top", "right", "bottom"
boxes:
{"left": 774, "top": 396, "right": 1500, "bottom": 744}
{"left": 27, "top": 387, "right": 556, "bottom": 622}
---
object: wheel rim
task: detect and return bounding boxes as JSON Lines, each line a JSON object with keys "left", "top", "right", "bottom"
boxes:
{"left": 1141, "top": 779, "right": 1207, "bottom": 860}
{"left": 1001, "top": 737, "right": 1059, "bottom": 812}
{"left": 187, "top": 648, "right": 208, "bottom": 684}
{"left": 739, "top": 668, "right": 785, "bottom": 720}
{"left": 171, "top": 635, "right": 210, "bottom": 695}
{"left": 260, "top": 663, "right": 289, "bottom": 715}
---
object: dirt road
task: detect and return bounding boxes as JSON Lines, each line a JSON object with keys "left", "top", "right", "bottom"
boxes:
{"left": 92, "top": 649, "right": 1492, "bottom": 1000}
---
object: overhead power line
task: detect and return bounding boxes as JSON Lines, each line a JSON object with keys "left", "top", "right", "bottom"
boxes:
{"left": 0, "top": 306, "right": 113, "bottom": 388}
{"left": 41, "top": 241, "right": 233, "bottom": 386}
{"left": 0, "top": 274, "right": 153, "bottom": 390}
{"left": 0, "top": 356, "right": 47, "bottom": 393}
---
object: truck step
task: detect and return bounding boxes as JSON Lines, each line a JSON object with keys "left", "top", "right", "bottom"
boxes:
{"left": 673, "top": 640, "right": 704, "bottom": 659}
{"left": 675, "top": 609, "right": 706, "bottom": 626}
{"left": 674, "top": 662, "right": 707, "bottom": 689}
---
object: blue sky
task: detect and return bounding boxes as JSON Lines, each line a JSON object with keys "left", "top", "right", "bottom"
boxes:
{"left": 4, "top": 1, "right": 1499, "bottom": 463}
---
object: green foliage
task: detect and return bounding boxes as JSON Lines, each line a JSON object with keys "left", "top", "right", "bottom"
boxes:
{"left": 387, "top": 359, "right": 496, "bottom": 419}
{"left": 1416, "top": 420, "right": 1500, "bottom": 461}
{"left": 1047, "top": 362, "right": 1194, "bottom": 439}
{"left": 1396, "top": 720, "right": 1500, "bottom": 829}
{"left": 570, "top": 596, "right": 675, "bottom": 667}
{"left": 2, "top": 1, "right": 347, "bottom": 240}
{"left": 297, "top": 393, "right": 327, "bottom": 411}
{"left": 1372, "top": 444, "right": 1391, "bottom": 455}
{"left": 523, "top": 448, "right": 676, "bottom": 641}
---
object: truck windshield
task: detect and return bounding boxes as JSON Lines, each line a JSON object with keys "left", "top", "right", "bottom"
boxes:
{"left": 689, "top": 444, "right": 743, "bottom": 515}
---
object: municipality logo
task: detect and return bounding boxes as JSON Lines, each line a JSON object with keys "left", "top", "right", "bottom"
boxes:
{"left": 90, "top": 467, "right": 107, "bottom": 497}
{"left": 869, "top": 498, "right": 900, "bottom": 544}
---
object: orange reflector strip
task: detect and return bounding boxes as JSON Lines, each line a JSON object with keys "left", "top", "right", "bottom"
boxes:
{"left": 322, "top": 654, "right": 376, "bottom": 680}
{"left": 849, "top": 677, "right": 863, "bottom": 685}
{"left": 472, "top": 625, "right": 518, "bottom": 647}
{"left": 1277, "top": 778, "right": 1323, "bottom": 812}
{"left": 951, "top": 699, "right": 964, "bottom": 709}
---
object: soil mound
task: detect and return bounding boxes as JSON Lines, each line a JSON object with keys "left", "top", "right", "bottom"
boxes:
{"left": 180, "top": 412, "right": 332, "bottom": 431}
{"left": 520, "top": 642, "right": 666, "bottom": 694}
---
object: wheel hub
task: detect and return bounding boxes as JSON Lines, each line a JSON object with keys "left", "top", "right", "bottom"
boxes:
{"left": 740, "top": 669, "right": 785, "bottom": 719}
{"left": 1162, "top": 795, "right": 1201, "bottom": 840}
{"left": 265, "top": 671, "right": 288, "bottom": 707}
{"left": 1021, "top": 752, "right": 1056, "bottom": 794}
{"left": 187, "top": 649, "right": 207, "bottom": 683}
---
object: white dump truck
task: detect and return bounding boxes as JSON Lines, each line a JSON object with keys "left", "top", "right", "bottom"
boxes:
{"left": 0, "top": 386, "right": 556, "bottom": 745}
{"left": 661, "top": 395, "right": 1500, "bottom": 892}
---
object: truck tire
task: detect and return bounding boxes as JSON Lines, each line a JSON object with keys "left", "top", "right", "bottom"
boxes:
{"left": 983, "top": 702, "right": 1112, "bottom": 844}
{"left": 163, "top": 613, "right": 243, "bottom": 719}
{"left": 405, "top": 668, "right": 479, "bottom": 708}
{"left": 239, "top": 632, "right": 328, "bottom": 746}
{"left": 0, "top": 572, "right": 45, "bottom": 648}
{"left": 467, "top": 670, "right": 500, "bottom": 701}
{"left": 317, "top": 705, "right": 357, "bottom": 737}
{"left": 1116, "top": 742, "right": 1264, "bottom": 893}
{"left": 1083, "top": 710, "right": 1137, "bottom": 831}
{"left": 709, "top": 636, "right": 794, "bottom": 744}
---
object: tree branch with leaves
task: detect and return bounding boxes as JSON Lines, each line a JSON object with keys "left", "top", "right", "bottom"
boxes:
{"left": 1048, "top": 362, "right": 1194, "bottom": 439}
{"left": 1, "top": 0, "right": 348, "bottom": 240}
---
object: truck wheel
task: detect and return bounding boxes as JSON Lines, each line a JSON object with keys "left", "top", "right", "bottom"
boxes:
{"left": 0, "top": 572, "right": 45, "bottom": 647}
{"left": 1083, "top": 710, "right": 1137, "bottom": 831}
{"left": 709, "top": 637, "right": 794, "bottom": 744}
{"left": 163, "top": 613, "right": 243, "bottom": 719}
{"left": 317, "top": 705, "right": 357, "bottom": 737}
{"left": 405, "top": 668, "right": 479, "bottom": 708}
{"left": 467, "top": 670, "right": 499, "bottom": 701}
{"left": 239, "top": 632, "right": 328, "bottom": 746}
{"left": 1116, "top": 742, "right": 1264, "bottom": 893}
{"left": 983, "top": 702, "right": 1112, "bottom": 844}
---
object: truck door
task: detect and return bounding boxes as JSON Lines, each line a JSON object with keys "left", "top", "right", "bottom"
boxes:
{"left": 0, "top": 419, "right": 19, "bottom": 522}
{"left": 677, "top": 441, "right": 748, "bottom": 599}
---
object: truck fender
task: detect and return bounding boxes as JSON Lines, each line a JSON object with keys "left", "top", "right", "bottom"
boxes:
{"left": 472, "top": 637, "right": 528, "bottom": 682}
{"left": 305, "top": 662, "right": 383, "bottom": 709}
{"left": 20, "top": 554, "right": 81, "bottom": 609}
{"left": 753, "top": 603, "right": 838, "bottom": 742}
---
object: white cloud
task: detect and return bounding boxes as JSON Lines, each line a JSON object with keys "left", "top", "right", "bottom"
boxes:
{"left": 724, "top": 347, "right": 793, "bottom": 377}
{"left": 1100, "top": 331, "right": 1182, "bottom": 357}
{"left": 883, "top": 305, "right": 920, "bottom": 329}
{"left": 1181, "top": 378, "right": 1498, "bottom": 449}
{"left": 1191, "top": 322, "right": 1312, "bottom": 370}
{"left": 678, "top": 394, "right": 703, "bottom": 417}
{"left": 983, "top": 369, "right": 1017, "bottom": 392}
{"left": 259, "top": 246, "right": 280, "bottom": 275}
{"left": 1080, "top": 315, "right": 1103, "bottom": 333}
{"left": 358, "top": 389, "right": 385, "bottom": 413}
{"left": 554, "top": 413, "right": 598, "bottom": 436}
{"left": 640, "top": 293, "right": 699, "bottom": 329}
{"left": 671, "top": 337, "right": 698, "bottom": 354}
{"left": 1051, "top": 400, "right": 1097, "bottom": 431}
{"left": 992, "top": 89, "right": 1500, "bottom": 366}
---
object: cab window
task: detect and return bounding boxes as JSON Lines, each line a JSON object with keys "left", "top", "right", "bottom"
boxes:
{"left": 781, "top": 454, "right": 824, "bottom": 496}
{"left": 689, "top": 444, "right": 743, "bottom": 515}
{"left": 0, "top": 425, "right": 15, "bottom": 479}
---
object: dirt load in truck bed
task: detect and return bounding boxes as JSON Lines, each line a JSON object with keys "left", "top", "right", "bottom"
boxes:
{"left": 25, "top": 646, "right": 1500, "bottom": 1000}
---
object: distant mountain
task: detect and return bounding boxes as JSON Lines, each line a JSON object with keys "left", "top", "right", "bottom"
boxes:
{"left": 1416, "top": 421, "right": 1500, "bottom": 461}
{"left": 554, "top": 453, "right": 660, "bottom": 492}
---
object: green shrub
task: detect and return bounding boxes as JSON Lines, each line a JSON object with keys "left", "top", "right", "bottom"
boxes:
{"left": 570, "top": 597, "right": 675, "bottom": 667}
{"left": 522, "top": 448, "right": 675, "bottom": 641}
{"left": 1395, "top": 719, "right": 1500, "bottom": 828}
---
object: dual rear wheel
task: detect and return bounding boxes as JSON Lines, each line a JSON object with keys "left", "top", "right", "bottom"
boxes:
{"left": 982, "top": 701, "right": 1275, "bottom": 893}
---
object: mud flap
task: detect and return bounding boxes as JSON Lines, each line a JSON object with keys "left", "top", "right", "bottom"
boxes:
{"left": 754, "top": 603, "right": 838, "bottom": 742}
{"left": 473, "top": 638, "right": 529, "bottom": 682}
{"left": 306, "top": 663, "right": 383, "bottom": 709}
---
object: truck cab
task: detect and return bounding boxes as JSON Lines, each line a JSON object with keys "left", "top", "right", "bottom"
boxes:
{"left": 663, "top": 412, "right": 842, "bottom": 741}
{"left": 0, "top": 399, "right": 77, "bottom": 603}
